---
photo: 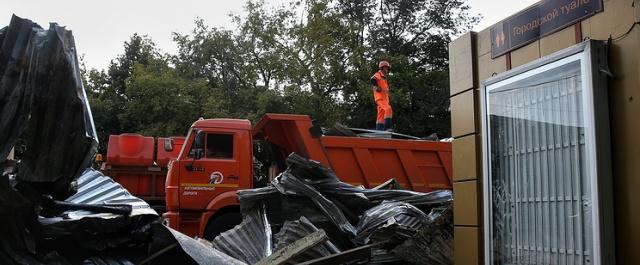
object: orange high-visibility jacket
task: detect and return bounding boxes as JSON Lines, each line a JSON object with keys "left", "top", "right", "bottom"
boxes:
{"left": 371, "top": 70, "right": 389, "bottom": 102}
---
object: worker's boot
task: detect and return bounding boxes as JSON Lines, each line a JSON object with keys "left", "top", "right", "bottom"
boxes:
{"left": 376, "top": 123, "right": 385, "bottom": 131}
{"left": 384, "top": 118, "right": 393, "bottom": 132}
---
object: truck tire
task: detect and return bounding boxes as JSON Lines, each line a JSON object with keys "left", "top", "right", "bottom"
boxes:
{"left": 203, "top": 212, "right": 242, "bottom": 240}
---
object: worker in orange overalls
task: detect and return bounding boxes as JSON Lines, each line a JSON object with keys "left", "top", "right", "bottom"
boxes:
{"left": 371, "top": 60, "right": 393, "bottom": 131}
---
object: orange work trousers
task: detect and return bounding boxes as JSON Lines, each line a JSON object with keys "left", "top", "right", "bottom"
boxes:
{"left": 376, "top": 99, "right": 393, "bottom": 124}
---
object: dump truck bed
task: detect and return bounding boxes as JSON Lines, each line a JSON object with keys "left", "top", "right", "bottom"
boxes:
{"left": 253, "top": 114, "right": 452, "bottom": 192}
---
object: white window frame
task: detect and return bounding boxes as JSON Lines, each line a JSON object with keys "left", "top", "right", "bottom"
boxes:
{"left": 480, "top": 41, "right": 615, "bottom": 265}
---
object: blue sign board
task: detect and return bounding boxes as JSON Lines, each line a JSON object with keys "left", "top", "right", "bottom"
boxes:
{"left": 491, "top": 0, "right": 603, "bottom": 58}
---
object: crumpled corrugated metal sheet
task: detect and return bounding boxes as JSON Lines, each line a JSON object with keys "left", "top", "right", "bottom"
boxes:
{"left": 37, "top": 169, "right": 158, "bottom": 261}
{"left": 39, "top": 168, "right": 157, "bottom": 225}
{"left": 236, "top": 186, "right": 278, "bottom": 213}
{"left": 269, "top": 154, "right": 452, "bottom": 239}
{"left": 355, "top": 201, "right": 430, "bottom": 245}
{"left": 285, "top": 153, "right": 452, "bottom": 207}
{"left": 273, "top": 216, "right": 340, "bottom": 264}
{"left": 82, "top": 256, "right": 135, "bottom": 265}
{"left": 162, "top": 226, "right": 246, "bottom": 265}
{"left": 0, "top": 14, "right": 100, "bottom": 265}
{"left": 0, "top": 14, "right": 98, "bottom": 200}
{"left": 211, "top": 205, "right": 272, "bottom": 264}
{"left": 272, "top": 171, "right": 357, "bottom": 237}
{"left": 236, "top": 153, "right": 452, "bottom": 249}
{"left": 239, "top": 185, "right": 357, "bottom": 252}
{"left": 233, "top": 153, "right": 454, "bottom": 263}
{"left": 0, "top": 172, "right": 40, "bottom": 265}
{"left": 368, "top": 248, "right": 403, "bottom": 264}
{"left": 392, "top": 206, "right": 453, "bottom": 265}
{"left": 0, "top": 168, "right": 160, "bottom": 264}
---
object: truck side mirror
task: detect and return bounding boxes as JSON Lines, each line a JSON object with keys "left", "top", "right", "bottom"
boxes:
{"left": 193, "top": 130, "right": 205, "bottom": 160}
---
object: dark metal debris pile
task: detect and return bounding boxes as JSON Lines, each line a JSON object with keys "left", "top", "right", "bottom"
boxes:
{"left": 211, "top": 206, "right": 272, "bottom": 264}
{"left": 273, "top": 216, "right": 341, "bottom": 263}
{"left": 0, "top": 15, "right": 236, "bottom": 265}
{"left": 0, "top": 14, "right": 104, "bottom": 264}
{"left": 0, "top": 16, "right": 98, "bottom": 200}
{"left": 212, "top": 153, "right": 453, "bottom": 265}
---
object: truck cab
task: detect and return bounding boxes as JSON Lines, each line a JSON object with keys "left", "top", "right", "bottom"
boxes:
{"left": 164, "top": 119, "right": 253, "bottom": 238}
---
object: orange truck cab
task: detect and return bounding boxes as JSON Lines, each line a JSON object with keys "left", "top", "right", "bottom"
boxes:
{"left": 163, "top": 114, "right": 452, "bottom": 239}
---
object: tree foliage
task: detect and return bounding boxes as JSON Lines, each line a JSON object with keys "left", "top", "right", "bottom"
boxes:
{"left": 84, "top": 0, "right": 479, "bottom": 153}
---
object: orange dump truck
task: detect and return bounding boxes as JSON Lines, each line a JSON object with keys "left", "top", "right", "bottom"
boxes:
{"left": 163, "top": 114, "right": 452, "bottom": 238}
{"left": 101, "top": 134, "right": 185, "bottom": 211}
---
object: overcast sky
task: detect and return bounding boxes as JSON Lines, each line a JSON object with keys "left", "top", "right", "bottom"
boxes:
{"left": 2, "top": 0, "right": 538, "bottom": 70}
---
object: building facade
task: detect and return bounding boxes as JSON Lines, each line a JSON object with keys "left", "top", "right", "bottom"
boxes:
{"left": 449, "top": 0, "right": 639, "bottom": 263}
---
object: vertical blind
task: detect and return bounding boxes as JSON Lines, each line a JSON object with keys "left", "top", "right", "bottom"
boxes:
{"left": 487, "top": 59, "right": 593, "bottom": 265}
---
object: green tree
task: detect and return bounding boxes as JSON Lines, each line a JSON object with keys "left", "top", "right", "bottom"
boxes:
{"left": 84, "top": 34, "right": 188, "bottom": 152}
{"left": 84, "top": 0, "right": 479, "bottom": 147}
{"left": 172, "top": 17, "right": 278, "bottom": 123}
{"left": 86, "top": 35, "right": 155, "bottom": 150}
{"left": 125, "top": 62, "right": 208, "bottom": 136}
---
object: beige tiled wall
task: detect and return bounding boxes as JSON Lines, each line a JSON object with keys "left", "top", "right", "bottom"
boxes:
{"left": 449, "top": 33, "right": 475, "bottom": 96}
{"left": 510, "top": 40, "right": 540, "bottom": 68}
{"left": 453, "top": 180, "right": 480, "bottom": 226}
{"left": 454, "top": 226, "right": 481, "bottom": 265}
{"left": 450, "top": 90, "right": 477, "bottom": 138}
{"left": 449, "top": 31, "right": 483, "bottom": 264}
{"left": 539, "top": 26, "right": 576, "bottom": 57}
{"left": 452, "top": 135, "right": 478, "bottom": 182}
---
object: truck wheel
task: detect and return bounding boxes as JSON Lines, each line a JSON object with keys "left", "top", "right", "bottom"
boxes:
{"left": 203, "top": 212, "right": 242, "bottom": 240}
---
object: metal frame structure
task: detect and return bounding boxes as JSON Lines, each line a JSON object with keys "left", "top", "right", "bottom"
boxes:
{"left": 481, "top": 40, "right": 614, "bottom": 264}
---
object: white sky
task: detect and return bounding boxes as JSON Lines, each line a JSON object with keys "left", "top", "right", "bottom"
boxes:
{"left": 2, "top": 0, "right": 538, "bottom": 70}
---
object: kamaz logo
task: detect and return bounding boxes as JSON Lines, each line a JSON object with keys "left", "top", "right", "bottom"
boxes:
{"left": 209, "top": 171, "right": 224, "bottom": 184}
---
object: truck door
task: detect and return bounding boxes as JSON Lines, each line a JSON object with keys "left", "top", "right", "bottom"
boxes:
{"left": 178, "top": 129, "right": 241, "bottom": 210}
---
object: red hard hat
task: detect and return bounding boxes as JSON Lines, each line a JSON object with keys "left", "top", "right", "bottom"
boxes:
{"left": 378, "top": 60, "right": 391, "bottom": 69}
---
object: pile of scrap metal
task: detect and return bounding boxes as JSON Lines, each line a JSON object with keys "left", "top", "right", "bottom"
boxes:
{"left": 0, "top": 15, "right": 244, "bottom": 265}
{"left": 209, "top": 153, "right": 453, "bottom": 265}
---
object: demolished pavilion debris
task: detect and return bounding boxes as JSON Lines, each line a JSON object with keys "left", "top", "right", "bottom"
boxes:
{"left": 0, "top": 15, "right": 243, "bottom": 265}
{"left": 0, "top": 14, "right": 103, "bottom": 264}
{"left": 212, "top": 153, "right": 454, "bottom": 264}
